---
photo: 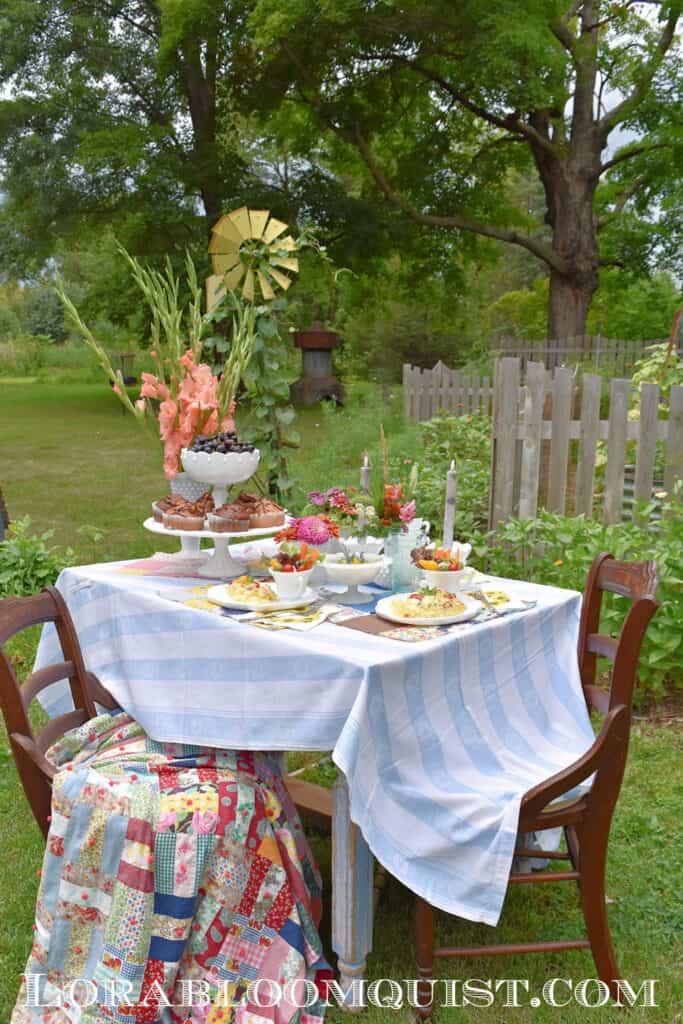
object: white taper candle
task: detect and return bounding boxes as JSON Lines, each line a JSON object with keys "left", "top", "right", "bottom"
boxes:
{"left": 443, "top": 458, "right": 456, "bottom": 548}
{"left": 360, "top": 453, "right": 371, "bottom": 492}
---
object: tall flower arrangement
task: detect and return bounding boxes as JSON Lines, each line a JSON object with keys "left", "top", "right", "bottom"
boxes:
{"left": 56, "top": 250, "right": 257, "bottom": 478}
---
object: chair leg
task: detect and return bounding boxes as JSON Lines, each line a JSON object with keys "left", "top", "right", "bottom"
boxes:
{"left": 578, "top": 826, "right": 621, "bottom": 1000}
{"left": 415, "top": 896, "right": 435, "bottom": 1021}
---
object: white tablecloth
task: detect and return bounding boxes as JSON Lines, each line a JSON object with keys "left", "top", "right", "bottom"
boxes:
{"left": 35, "top": 555, "right": 595, "bottom": 925}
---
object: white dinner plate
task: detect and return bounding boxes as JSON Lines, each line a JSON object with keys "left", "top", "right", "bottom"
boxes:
{"left": 376, "top": 592, "right": 482, "bottom": 626}
{"left": 207, "top": 584, "right": 318, "bottom": 612}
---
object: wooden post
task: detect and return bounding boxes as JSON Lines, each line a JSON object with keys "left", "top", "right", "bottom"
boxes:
{"left": 402, "top": 364, "right": 411, "bottom": 418}
{"left": 664, "top": 384, "right": 683, "bottom": 496}
{"left": 633, "top": 382, "right": 660, "bottom": 520}
{"left": 518, "top": 361, "right": 546, "bottom": 519}
{"left": 575, "top": 374, "right": 602, "bottom": 518}
{"left": 546, "top": 366, "right": 573, "bottom": 513}
{"left": 603, "top": 379, "right": 631, "bottom": 523}
{"left": 490, "top": 358, "right": 521, "bottom": 528}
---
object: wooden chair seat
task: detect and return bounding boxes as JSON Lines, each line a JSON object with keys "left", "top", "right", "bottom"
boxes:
{"left": 0, "top": 587, "right": 118, "bottom": 837}
{"left": 415, "top": 555, "right": 660, "bottom": 1018}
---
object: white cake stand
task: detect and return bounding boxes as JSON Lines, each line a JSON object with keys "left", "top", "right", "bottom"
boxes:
{"left": 143, "top": 518, "right": 281, "bottom": 578}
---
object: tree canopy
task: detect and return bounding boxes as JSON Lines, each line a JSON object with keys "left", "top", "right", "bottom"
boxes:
{"left": 0, "top": 0, "right": 681, "bottom": 340}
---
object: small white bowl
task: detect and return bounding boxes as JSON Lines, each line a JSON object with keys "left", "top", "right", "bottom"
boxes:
{"left": 420, "top": 567, "right": 475, "bottom": 593}
{"left": 324, "top": 553, "right": 384, "bottom": 586}
{"left": 180, "top": 448, "right": 260, "bottom": 506}
{"left": 323, "top": 553, "right": 384, "bottom": 604}
{"left": 270, "top": 567, "right": 314, "bottom": 599}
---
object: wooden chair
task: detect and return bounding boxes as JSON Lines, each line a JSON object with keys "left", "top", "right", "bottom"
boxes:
{"left": 0, "top": 586, "right": 117, "bottom": 838}
{"left": 415, "top": 554, "right": 660, "bottom": 1018}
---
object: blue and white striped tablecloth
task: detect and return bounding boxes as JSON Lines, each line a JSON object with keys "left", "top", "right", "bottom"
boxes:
{"left": 35, "top": 555, "right": 595, "bottom": 925}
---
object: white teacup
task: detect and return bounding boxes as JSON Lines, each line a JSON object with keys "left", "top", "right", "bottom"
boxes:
{"left": 269, "top": 568, "right": 313, "bottom": 600}
{"left": 420, "top": 567, "right": 475, "bottom": 593}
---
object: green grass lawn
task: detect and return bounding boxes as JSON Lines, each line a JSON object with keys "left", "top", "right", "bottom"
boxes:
{"left": 1, "top": 379, "right": 682, "bottom": 1021}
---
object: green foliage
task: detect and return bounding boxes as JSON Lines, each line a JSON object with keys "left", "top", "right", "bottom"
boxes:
{"left": 0, "top": 305, "right": 21, "bottom": 341}
{"left": 472, "top": 496, "right": 683, "bottom": 702}
{"left": 210, "top": 297, "right": 301, "bottom": 502}
{"left": 414, "top": 414, "right": 492, "bottom": 538}
{"left": 631, "top": 342, "right": 683, "bottom": 405}
{"left": 0, "top": 518, "right": 74, "bottom": 598}
{"left": 588, "top": 270, "right": 682, "bottom": 340}
{"left": 485, "top": 269, "right": 682, "bottom": 343}
{"left": 21, "top": 287, "right": 66, "bottom": 342}
{"left": 486, "top": 277, "right": 548, "bottom": 341}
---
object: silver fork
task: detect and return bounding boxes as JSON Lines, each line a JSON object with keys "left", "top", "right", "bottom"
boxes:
{"left": 474, "top": 589, "right": 505, "bottom": 618}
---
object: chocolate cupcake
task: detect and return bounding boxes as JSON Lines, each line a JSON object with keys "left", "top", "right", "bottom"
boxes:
{"left": 152, "top": 493, "right": 185, "bottom": 523}
{"left": 249, "top": 496, "right": 285, "bottom": 529}
{"left": 163, "top": 498, "right": 206, "bottom": 531}
{"left": 207, "top": 502, "right": 252, "bottom": 533}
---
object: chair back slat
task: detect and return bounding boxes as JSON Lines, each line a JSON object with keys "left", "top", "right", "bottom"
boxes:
{"left": 578, "top": 554, "right": 659, "bottom": 714}
{"left": 0, "top": 591, "right": 59, "bottom": 646}
{"left": 0, "top": 587, "right": 104, "bottom": 837}
{"left": 36, "top": 709, "right": 89, "bottom": 754}
{"left": 21, "top": 661, "right": 77, "bottom": 709}
{"left": 585, "top": 635, "right": 618, "bottom": 662}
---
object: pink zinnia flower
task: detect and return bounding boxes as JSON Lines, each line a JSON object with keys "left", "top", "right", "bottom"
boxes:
{"left": 297, "top": 516, "right": 331, "bottom": 545}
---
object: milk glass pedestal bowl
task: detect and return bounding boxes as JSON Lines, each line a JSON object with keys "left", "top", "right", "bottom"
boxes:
{"left": 323, "top": 554, "right": 384, "bottom": 604}
{"left": 180, "top": 447, "right": 260, "bottom": 507}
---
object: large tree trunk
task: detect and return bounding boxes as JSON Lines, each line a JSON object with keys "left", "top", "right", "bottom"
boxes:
{"left": 538, "top": 155, "right": 601, "bottom": 339}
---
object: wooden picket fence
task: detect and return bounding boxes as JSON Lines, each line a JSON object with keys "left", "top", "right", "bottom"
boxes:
{"left": 489, "top": 358, "right": 683, "bottom": 528}
{"left": 403, "top": 361, "right": 493, "bottom": 420}
{"left": 492, "top": 334, "right": 668, "bottom": 372}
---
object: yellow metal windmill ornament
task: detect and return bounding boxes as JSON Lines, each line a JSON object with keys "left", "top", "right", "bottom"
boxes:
{"left": 205, "top": 207, "right": 299, "bottom": 312}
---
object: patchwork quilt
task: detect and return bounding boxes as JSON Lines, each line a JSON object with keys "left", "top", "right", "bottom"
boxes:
{"left": 12, "top": 714, "right": 329, "bottom": 1024}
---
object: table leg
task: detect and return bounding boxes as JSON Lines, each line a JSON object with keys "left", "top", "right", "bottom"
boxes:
{"left": 332, "top": 773, "right": 374, "bottom": 1011}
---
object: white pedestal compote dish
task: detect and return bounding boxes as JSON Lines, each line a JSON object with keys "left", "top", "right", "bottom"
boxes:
{"left": 180, "top": 447, "right": 261, "bottom": 507}
{"left": 323, "top": 553, "right": 383, "bottom": 605}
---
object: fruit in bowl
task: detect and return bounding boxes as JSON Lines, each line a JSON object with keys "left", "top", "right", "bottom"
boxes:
{"left": 411, "top": 542, "right": 474, "bottom": 593}
{"left": 270, "top": 542, "right": 323, "bottom": 599}
{"left": 181, "top": 431, "right": 260, "bottom": 506}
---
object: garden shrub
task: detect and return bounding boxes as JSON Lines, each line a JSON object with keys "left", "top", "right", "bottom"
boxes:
{"left": 21, "top": 286, "right": 67, "bottom": 342}
{"left": 0, "top": 518, "right": 75, "bottom": 598}
{"left": 415, "top": 413, "right": 491, "bottom": 536}
{"left": 471, "top": 491, "right": 683, "bottom": 702}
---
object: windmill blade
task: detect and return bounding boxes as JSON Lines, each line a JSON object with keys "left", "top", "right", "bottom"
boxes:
{"left": 211, "top": 252, "right": 241, "bottom": 275}
{"left": 248, "top": 210, "right": 270, "bottom": 239}
{"left": 257, "top": 269, "right": 276, "bottom": 301}
{"left": 242, "top": 268, "right": 255, "bottom": 302}
{"left": 268, "top": 266, "right": 294, "bottom": 291}
{"left": 274, "top": 235, "right": 297, "bottom": 252}
{"left": 223, "top": 263, "right": 246, "bottom": 291}
{"left": 205, "top": 274, "right": 227, "bottom": 313}
{"left": 262, "top": 217, "right": 288, "bottom": 243}
{"left": 209, "top": 215, "right": 242, "bottom": 250}
{"left": 227, "top": 206, "right": 252, "bottom": 240}
{"left": 271, "top": 256, "right": 299, "bottom": 273}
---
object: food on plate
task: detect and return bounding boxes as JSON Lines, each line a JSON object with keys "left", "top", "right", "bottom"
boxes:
{"left": 411, "top": 545, "right": 468, "bottom": 572}
{"left": 162, "top": 498, "right": 207, "bottom": 531}
{"left": 391, "top": 587, "right": 466, "bottom": 619}
{"left": 188, "top": 430, "right": 257, "bottom": 455}
{"left": 226, "top": 576, "right": 277, "bottom": 604}
{"left": 270, "top": 541, "right": 323, "bottom": 573}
